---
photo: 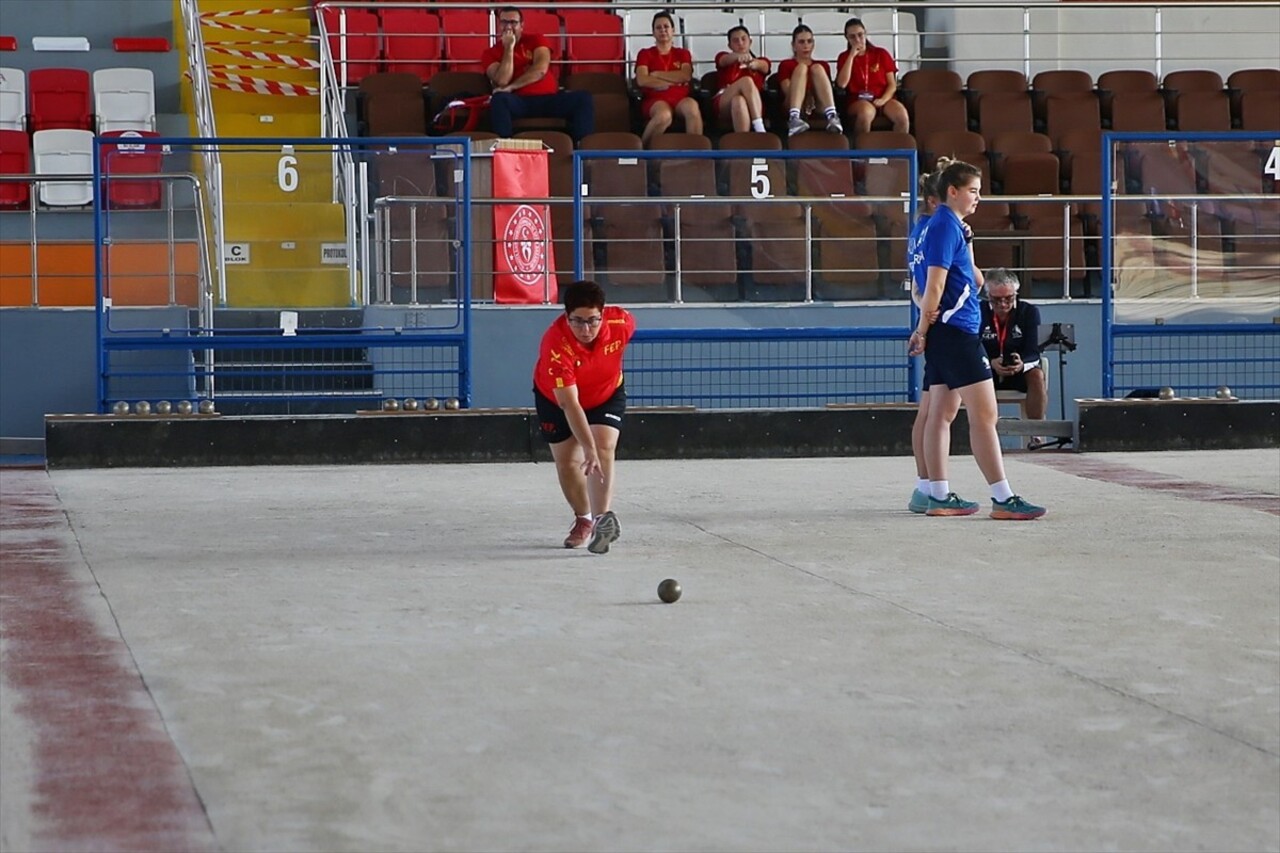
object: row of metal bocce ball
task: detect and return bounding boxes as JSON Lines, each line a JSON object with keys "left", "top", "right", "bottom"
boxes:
{"left": 111, "top": 400, "right": 216, "bottom": 416}
{"left": 383, "top": 398, "right": 461, "bottom": 411}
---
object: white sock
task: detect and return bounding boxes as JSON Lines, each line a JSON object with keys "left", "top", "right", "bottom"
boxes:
{"left": 991, "top": 480, "right": 1014, "bottom": 503}
{"left": 788, "top": 108, "right": 800, "bottom": 120}
{"left": 750, "top": 117, "right": 765, "bottom": 132}
{"left": 929, "top": 480, "right": 950, "bottom": 500}
{"left": 824, "top": 106, "right": 837, "bottom": 119}
{"left": 577, "top": 513, "right": 593, "bottom": 523}
{"left": 916, "top": 478, "right": 930, "bottom": 494}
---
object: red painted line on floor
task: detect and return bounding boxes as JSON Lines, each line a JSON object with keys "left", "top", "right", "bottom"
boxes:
{"left": 1026, "top": 454, "right": 1280, "bottom": 515}
{"left": 0, "top": 470, "right": 216, "bottom": 852}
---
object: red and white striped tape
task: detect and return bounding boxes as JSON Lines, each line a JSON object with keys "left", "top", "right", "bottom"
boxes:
{"left": 205, "top": 45, "right": 319, "bottom": 68}
{"left": 199, "top": 6, "right": 310, "bottom": 17}
{"left": 205, "top": 69, "right": 318, "bottom": 97}
{"left": 200, "top": 17, "right": 316, "bottom": 38}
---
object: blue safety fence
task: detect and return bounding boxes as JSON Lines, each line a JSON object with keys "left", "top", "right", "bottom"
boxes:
{"left": 1110, "top": 324, "right": 1280, "bottom": 399}
{"left": 628, "top": 327, "right": 915, "bottom": 408}
{"left": 95, "top": 136, "right": 474, "bottom": 414}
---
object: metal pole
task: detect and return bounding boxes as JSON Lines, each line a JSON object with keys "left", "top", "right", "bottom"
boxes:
{"left": 672, "top": 203, "right": 684, "bottom": 304}
{"left": 344, "top": 158, "right": 358, "bottom": 306}
{"left": 803, "top": 203, "right": 813, "bottom": 303}
{"left": 1061, "top": 202, "right": 1070, "bottom": 299}
{"left": 410, "top": 203, "right": 419, "bottom": 305}
{"left": 359, "top": 158, "right": 370, "bottom": 306}
{"left": 167, "top": 180, "right": 177, "bottom": 306}
{"left": 1190, "top": 200, "right": 1199, "bottom": 299}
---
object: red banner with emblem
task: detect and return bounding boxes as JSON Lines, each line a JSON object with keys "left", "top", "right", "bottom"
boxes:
{"left": 492, "top": 148, "right": 557, "bottom": 304}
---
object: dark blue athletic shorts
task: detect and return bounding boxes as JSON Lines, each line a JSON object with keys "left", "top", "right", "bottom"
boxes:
{"left": 923, "top": 322, "right": 993, "bottom": 391}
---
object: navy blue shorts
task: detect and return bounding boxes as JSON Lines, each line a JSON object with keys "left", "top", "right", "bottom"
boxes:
{"left": 533, "top": 384, "right": 626, "bottom": 444}
{"left": 923, "top": 323, "right": 992, "bottom": 391}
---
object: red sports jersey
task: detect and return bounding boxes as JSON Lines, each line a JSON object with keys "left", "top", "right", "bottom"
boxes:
{"left": 776, "top": 58, "right": 833, "bottom": 91}
{"left": 482, "top": 33, "right": 558, "bottom": 96}
{"left": 836, "top": 43, "right": 897, "bottom": 99}
{"left": 533, "top": 306, "right": 637, "bottom": 409}
{"left": 635, "top": 45, "right": 693, "bottom": 102}
{"left": 714, "top": 51, "right": 769, "bottom": 92}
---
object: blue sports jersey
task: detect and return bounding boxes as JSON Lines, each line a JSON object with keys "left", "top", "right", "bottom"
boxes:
{"left": 906, "top": 213, "right": 932, "bottom": 298}
{"left": 920, "top": 205, "right": 980, "bottom": 333}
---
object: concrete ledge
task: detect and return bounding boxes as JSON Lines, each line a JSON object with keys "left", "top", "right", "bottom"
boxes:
{"left": 1078, "top": 399, "right": 1279, "bottom": 452}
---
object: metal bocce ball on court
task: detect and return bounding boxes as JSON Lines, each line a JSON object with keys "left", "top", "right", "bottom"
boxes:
{"left": 658, "top": 579, "right": 682, "bottom": 604}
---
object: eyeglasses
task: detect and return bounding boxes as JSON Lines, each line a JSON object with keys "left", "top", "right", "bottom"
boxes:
{"left": 989, "top": 295, "right": 1017, "bottom": 304}
{"left": 568, "top": 316, "right": 603, "bottom": 328}
{"left": 498, "top": 18, "right": 521, "bottom": 27}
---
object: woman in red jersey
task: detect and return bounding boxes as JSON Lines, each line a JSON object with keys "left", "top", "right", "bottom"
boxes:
{"left": 712, "top": 25, "right": 770, "bottom": 133}
{"left": 835, "top": 17, "right": 910, "bottom": 134}
{"left": 777, "top": 24, "right": 843, "bottom": 136}
{"left": 533, "top": 280, "right": 637, "bottom": 554}
{"left": 635, "top": 10, "right": 703, "bottom": 146}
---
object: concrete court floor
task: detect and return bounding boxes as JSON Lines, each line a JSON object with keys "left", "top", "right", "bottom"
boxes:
{"left": 1, "top": 449, "right": 1278, "bottom": 853}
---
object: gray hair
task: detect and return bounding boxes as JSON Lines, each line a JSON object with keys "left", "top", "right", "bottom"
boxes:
{"left": 984, "top": 267, "right": 1021, "bottom": 294}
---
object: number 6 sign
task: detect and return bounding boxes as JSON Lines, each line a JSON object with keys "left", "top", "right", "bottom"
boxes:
{"left": 277, "top": 155, "right": 299, "bottom": 193}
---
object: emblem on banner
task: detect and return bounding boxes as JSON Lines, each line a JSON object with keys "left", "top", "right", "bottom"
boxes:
{"left": 501, "top": 204, "right": 548, "bottom": 287}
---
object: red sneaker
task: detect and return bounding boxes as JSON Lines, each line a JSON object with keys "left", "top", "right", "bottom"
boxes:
{"left": 564, "top": 516, "right": 593, "bottom": 549}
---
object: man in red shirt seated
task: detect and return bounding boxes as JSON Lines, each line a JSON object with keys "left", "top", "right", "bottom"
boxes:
{"left": 484, "top": 6, "right": 595, "bottom": 142}
{"left": 533, "top": 280, "right": 636, "bottom": 554}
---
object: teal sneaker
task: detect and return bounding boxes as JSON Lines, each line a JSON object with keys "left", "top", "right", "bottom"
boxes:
{"left": 926, "top": 493, "right": 979, "bottom": 516}
{"left": 990, "top": 495, "right": 1047, "bottom": 520}
{"left": 908, "top": 488, "right": 930, "bottom": 514}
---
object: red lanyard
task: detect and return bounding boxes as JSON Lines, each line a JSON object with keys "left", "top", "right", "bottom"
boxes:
{"left": 993, "top": 312, "right": 1009, "bottom": 355}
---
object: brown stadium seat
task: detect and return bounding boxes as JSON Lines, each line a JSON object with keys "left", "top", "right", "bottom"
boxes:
{"left": 1239, "top": 90, "right": 1280, "bottom": 131}
{"left": 976, "top": 91, "right": 1034, "bottom": 144}
{"left": 1173, "top": 90, "right": 1231, "bottom": 131}
{"left": 1227, "top": 68, "right": 1280, "bottom": 125}
{"left": 563, "top": 72, "right": 633, "bottom": 135}
{"left": 364, "top": 91, "right": 428, "bottom": 137}
{"left": 1109, "top": 91, "right": 1167, "bottom": 132}
{"left": 988, "top": 130, "right": 1053, "bottom": 189}
{"left": 967, "top": 199, "right": 1017, "bottom": 271}
{"left": 898, "top": 68, "right": 964, "bottom": 123}
{"left": 1031, "top": 69, "right": 1094, "bottom": 126}
{"left": 649, "top": 134, "right": 735, "bottom": 293}
{"left": 1161, "top": 69, "right": 1223, "bottom": 127}
{"left": 910, "top": 90, "right": 969, "bottom": 142}
{"left": 578, "top": 132, "right": 666, "bottom": 288}
{"left": 1097, "top": 69, "right": 1158, "bottom": 125}
{"left": 1043, "top": 93, "right": 1100, "bottom": 151}
{"left": 965, "top": 69, "right": 1028, "bottom": 124}
{"left": 918, "top": 130, "right": 988, "bottom": 176}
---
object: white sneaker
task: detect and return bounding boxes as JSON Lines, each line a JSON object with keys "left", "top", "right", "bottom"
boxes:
{"left": 825, "top": 115, "right": 844, "bottom": 134}
{"left": 587, "top": 511, "right": 621, "bottom": 554}
{"left": 787, "top": 115, "right": 809, "bottom": 137}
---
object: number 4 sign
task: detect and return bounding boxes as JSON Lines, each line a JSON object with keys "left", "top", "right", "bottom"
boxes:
{"left": 1264, "top": 146, "right": 1280, "bottom": 180}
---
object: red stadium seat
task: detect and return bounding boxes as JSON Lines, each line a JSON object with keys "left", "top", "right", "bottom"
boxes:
{"left": 0, "top": 128, "right": 31, "bottom": 210}
{"left": 28, "top": 68, "right": 92, "bottom": 131}
{"left": 380, "top": 8, "right": 442, "bottom": 82}
{"left": 438, "top": 9, "right": 492, "bottom": 73}
{"left": 99, "top": 130, "right": 163, "bottom": 209}
{"left": 112, "top": 37, "right": 170, "bottom": 52}
{"left": 0, "top": 36, "right": 17, "bottom": 52}
{"left": 561, "top": 10, "right": 625, "bottom": 75}
{"left": 321, "top": 7, "right": 380, "bottom": 85}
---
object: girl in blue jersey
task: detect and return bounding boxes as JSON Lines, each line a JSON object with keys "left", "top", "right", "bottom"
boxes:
{"left": 904, "top": 168, "right": 941, "bottom": 514}
{"left": 908, "top": 160, "right": 1046, "bottom": 520}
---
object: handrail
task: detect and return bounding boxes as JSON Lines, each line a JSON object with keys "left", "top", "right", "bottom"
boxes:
{"left": 179, "top": 0, "right": 227, "bottom": 309}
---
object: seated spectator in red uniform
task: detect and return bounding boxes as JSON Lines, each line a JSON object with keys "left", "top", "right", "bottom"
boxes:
{"left": 835, "top": 17, "right": 910, "bottom": 135}
{"left": 777, "top": 24, "right": 843, "bottom": 137}
{"left": 712, "top": 25, "right": 770, "bottom": 133}
{"left": 483, "top": 6, "right": 594, "bottom": 142}
{"left": 533, "top": 280, "right": 636, "bottom": 555}
{"left": 635, "top": 11, "right": 702, "bottom": 146}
